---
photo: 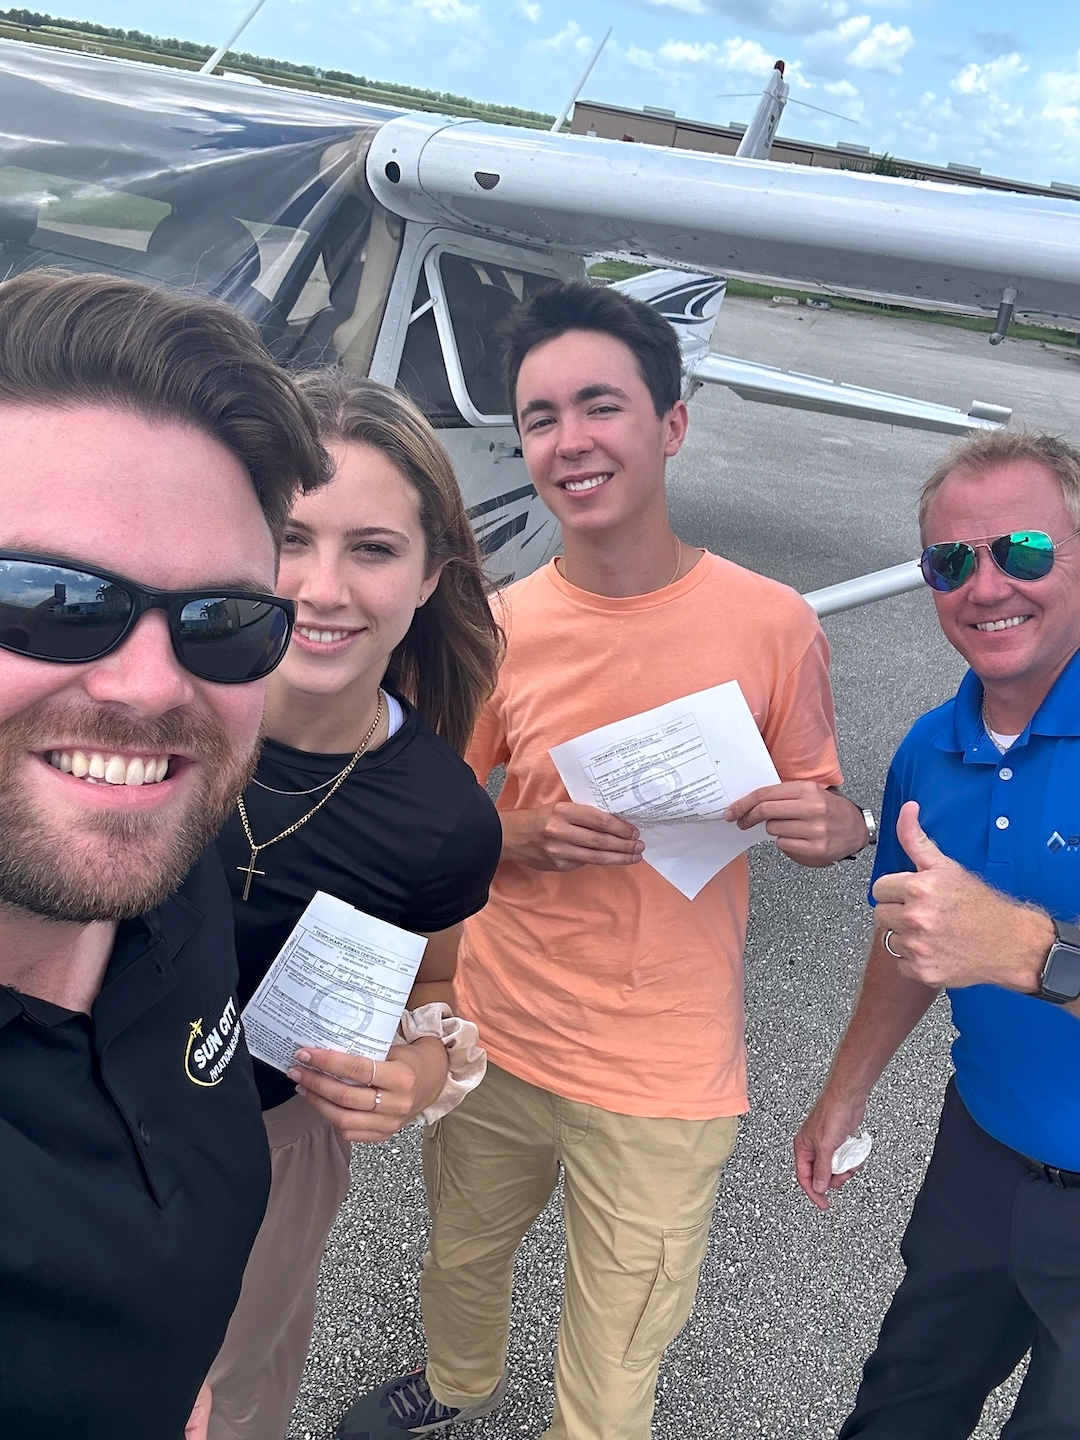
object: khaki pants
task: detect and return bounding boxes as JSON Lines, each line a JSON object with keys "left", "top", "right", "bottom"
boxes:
{"left": 208, "top": 1096, "right": 352, "bottom": 1440}
{"left": 422, "top": 1062, "right": 738, "bottom": 1440}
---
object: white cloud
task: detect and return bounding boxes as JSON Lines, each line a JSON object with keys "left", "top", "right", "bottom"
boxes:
{"left": 642, "top": 0, "right": 708, "bottom": 13}
{"left": 623, "top": 42, "right": 663, "bottom": 73}
{"left": 880, "top": 70, "right": 1080, "bottom": 187}
{"left": 825, "top": 77, "right": 859, "bottom": 97}
{"left": 655, "top": 37, "right": 773, "bottom": 75}
{"left": 539, "top": 20, "right": 593, "bottom": 55}
{"left": 1041, "top": 53, "right": 1080, "bottom": 124}
{"left": 514, "top": 0, "right": 541, "bottom": 19}
{"left": 649, "top": 35, "right": 808, "bottom": 90}
{"left": 348, "top": 0, "right": 484, "bottom": 49}
{"left": 719, "top": 37, "right": 779, "bottom": 76}
{"left": 952, "top": 52, "right": 1028, "bottom": 97}
{"left": 414, "top": 0, "right": 480, "bottom": 23}
{"left": 848, "top": 20, "right": 911, "bottom": 71}
{"left": 677, "top": 0, "right": 848, "bottom": 35}
{"left": 655, "top": 40, "right": 712, "bottom": 65}
{"left": 804, "top": 14, "right": 912, "bottom": 75}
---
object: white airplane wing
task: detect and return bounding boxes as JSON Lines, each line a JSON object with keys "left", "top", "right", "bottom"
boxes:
{"left": 367, "top": 117, "right": 1080, "bottom": 326}
{"left": 612, "top": 268, "right": 1010, "bottom": 434}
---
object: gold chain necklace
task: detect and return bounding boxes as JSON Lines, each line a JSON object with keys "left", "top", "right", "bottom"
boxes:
{"left": 982, "top": 697, "right": 1008, "bottom": 754}
{"left": 249, "top": 700, "right": 387, "bottom": 797}
{"left": 234, "top": 690, "right": 385, "bottom": 901}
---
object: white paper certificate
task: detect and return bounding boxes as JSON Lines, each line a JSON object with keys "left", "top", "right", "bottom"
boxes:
{"left": 549, "top": 681, "right": 781, "bottom": 900}
{"left": 241, "top": 891, "right": 427, "bottom": 1074}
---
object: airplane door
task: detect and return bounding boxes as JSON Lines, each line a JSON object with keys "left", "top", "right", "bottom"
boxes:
{"left": 374, "top": 231, "right": 580, "bottom": 584}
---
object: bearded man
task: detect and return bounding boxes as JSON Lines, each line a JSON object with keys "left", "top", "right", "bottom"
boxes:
{"left": 0, "top": 269, "right": 329, "bottom": 1440}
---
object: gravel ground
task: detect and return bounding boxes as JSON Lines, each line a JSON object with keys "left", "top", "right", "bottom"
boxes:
{"left": 288, "top": 299, "right": 1080, "bottom": 1440}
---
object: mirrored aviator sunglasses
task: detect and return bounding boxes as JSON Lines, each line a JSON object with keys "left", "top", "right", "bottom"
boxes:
{"left": 920, "top": 529, "right": 1078, "bottom": 594}
{"left": 0, "top": 552, "right": 295, "bottom": 683}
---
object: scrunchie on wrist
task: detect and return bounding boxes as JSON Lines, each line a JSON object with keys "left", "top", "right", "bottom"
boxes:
{"left": 391, "top": 1002, "right": 486, "bottom": 1124}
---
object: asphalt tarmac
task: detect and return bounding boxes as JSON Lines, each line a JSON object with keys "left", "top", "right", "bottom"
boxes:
{"left": 288, "top": 298, "right": 1080, "bottom": 1440}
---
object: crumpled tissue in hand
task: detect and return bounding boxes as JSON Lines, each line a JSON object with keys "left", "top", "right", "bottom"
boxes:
{"left": 831, "top": 1131, "right": 873, "bottom": 1174}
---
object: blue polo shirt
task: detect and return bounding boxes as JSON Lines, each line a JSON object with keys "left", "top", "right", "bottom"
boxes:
{"left": 872, "top": 649, "right": 1080, "bottom": 1170}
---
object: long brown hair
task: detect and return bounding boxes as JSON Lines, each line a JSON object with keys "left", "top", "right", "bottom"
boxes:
{"left": 294, "top": 370, "right": 503, "bottom": 756}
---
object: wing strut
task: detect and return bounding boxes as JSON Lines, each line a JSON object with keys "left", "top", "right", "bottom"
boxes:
{"left": 691, "top": 353, "right": 1012, "bottom": 435}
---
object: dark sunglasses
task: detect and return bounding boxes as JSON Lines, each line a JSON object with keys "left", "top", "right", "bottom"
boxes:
{"left": 0, "top": 552, "right": 295, "bottom": 684}
{"left": 920, "top": 529, "right": 1080, "bottom": 594}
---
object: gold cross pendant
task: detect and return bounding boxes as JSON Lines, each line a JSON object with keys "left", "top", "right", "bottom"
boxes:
{"left": 238, "top": 849, "right": 265, "bottom": 902}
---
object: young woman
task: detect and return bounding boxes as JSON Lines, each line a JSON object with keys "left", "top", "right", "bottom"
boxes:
{"left": 207, "top": 373, "right": 503, "bottom": 1440}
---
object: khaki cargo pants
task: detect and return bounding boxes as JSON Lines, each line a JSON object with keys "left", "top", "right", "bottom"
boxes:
{"left": 421, "top": 1062, "right": 739, "bottom": 1440}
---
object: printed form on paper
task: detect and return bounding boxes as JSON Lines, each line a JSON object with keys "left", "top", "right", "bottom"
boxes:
{"left": 549, "top": 681, "right": 780, "bottom": 900}
{"left": 242, "top": 890, "right": 427, "bottom": 1074}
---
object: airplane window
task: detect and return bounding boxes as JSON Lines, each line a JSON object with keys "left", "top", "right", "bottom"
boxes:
{"left": 273, "top": 194, "right": 374, "bottom": 368}
{"left": 0, "top": 161, "right": 312, "bottom": 320}
{"left": 290, "top": 253, "right": 332, "bottom": 324}
{"left": 397, "top": 270, "right": 467, "bottom": 428}
{"left": 438, "top": 254, "right": 554, "bottom": 417}
{"left": 0, "top": 164, "right": 169, "bottom": 253}
{"left": 0, "top": 49, "right": 391, "bottom": 361}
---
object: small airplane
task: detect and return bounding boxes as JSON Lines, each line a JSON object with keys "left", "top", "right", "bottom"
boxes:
{"left": 2, "top": 42, "right": 1073, "bottom": 608}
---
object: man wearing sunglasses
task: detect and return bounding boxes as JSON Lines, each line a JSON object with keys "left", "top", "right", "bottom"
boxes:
{"left": 0, "top": 269, "right": 329, "bottom": 1440}
{"left": 796, "top": 431, "right": 1080, "bottom": 1437}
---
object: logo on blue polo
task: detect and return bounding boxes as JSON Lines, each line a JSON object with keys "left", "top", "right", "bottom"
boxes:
{"left": 1047, "top": 831, "right": 1080, "bottom": 854}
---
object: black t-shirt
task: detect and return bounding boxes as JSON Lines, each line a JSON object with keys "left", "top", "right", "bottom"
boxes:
{"left": 0, "top": 851, "right": 269, "bottom": 1440}
{"left": 216, "top": 696, "right": 502, "bottom": 1110}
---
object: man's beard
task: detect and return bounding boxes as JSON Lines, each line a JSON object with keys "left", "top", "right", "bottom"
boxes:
{"left": 0, "top": 700, "right": 258, "bottom": 923}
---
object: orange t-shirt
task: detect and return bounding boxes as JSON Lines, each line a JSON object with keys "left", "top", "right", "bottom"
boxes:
{"left": 458, "top": 554, "right": 843, "bottom": 1120}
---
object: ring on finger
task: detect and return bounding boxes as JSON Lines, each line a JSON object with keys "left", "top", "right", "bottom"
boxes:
{"left": 368, "top": 1057, "right": 377, "bottom": 1087}
{"left": 371, "top": 1088, "right": 382, "bottom": 1110}
{"left": 882, "top": 929, "right": 902, "bottom": 958}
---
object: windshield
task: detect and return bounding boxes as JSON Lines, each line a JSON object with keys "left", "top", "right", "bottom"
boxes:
{"left": 0, "top": 43, "right": 399, "bottom": 364}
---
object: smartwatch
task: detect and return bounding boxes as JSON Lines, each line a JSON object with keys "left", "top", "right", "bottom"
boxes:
{"left": 1038, "top": 919, "right": 1080, "bottom": 1005}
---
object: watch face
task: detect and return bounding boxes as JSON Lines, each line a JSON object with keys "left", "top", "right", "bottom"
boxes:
{"left": 1043, "top": 943, "right": 1080, "bottom": 1003}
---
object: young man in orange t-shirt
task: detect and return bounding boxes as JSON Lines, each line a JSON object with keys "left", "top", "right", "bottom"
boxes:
{"left": 341, "top": 284, "right": 873, "bottom": 1439}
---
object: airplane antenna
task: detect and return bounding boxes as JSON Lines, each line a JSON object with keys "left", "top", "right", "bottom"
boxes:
{"left": 717, "top": 90, "right": 857, "bottom": 128}
{"left": 550, "top": 26, "right": 613, "bottom": 134}
{"left": 199, "top": 0, "right": 271, "bottom": 75}
{"left": 786, "top": 97, "right": 858, "bottom": 124}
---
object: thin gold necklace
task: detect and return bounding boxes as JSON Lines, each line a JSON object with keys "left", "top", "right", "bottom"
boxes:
{"left": 250, "top": 690, "right": 387, "bottom": 797}
{"left": 234, "top": 690, "right": 385, "bottom": 901}
{"left": 982, "top": 696, "right": 1008, "bottom": 754}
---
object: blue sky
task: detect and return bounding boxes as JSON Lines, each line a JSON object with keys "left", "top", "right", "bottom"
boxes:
{"left": 67, "top": 1, "right": 1080, "bottom": 184}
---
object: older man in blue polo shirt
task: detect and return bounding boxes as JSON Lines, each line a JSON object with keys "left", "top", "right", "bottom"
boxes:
{"left": 795, "top": 429, "right": 1080, "bottom": 1439}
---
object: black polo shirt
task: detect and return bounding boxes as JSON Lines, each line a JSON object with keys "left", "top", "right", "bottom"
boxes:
{"left": 0, "top": 851, "right": 270, "bottom": 1440}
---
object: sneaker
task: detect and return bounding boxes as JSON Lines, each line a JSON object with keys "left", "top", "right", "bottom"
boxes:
{"left": 336, "top": 1365, "right": 507, "bottom": 1437}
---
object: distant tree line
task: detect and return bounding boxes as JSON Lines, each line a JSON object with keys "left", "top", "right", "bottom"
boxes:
{"left": 0, "top": 8, "right": 554, "bottom": 122}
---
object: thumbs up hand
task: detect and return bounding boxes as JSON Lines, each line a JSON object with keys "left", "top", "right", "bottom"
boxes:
{"left": 871, "top": 801, "right": 1054, "bottom": 992}
{"left": 894, "top": 800, "right": 949, "bottom": 873}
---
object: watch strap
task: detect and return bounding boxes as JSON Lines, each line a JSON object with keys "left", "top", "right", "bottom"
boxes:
{"left": 1039, "top": 919, "right": 1080, "bottom": 1004}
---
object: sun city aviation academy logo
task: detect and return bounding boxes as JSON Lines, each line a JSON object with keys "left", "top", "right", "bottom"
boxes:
{"left": 185, "top": 997, "right": 242, "bottom": 1087}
